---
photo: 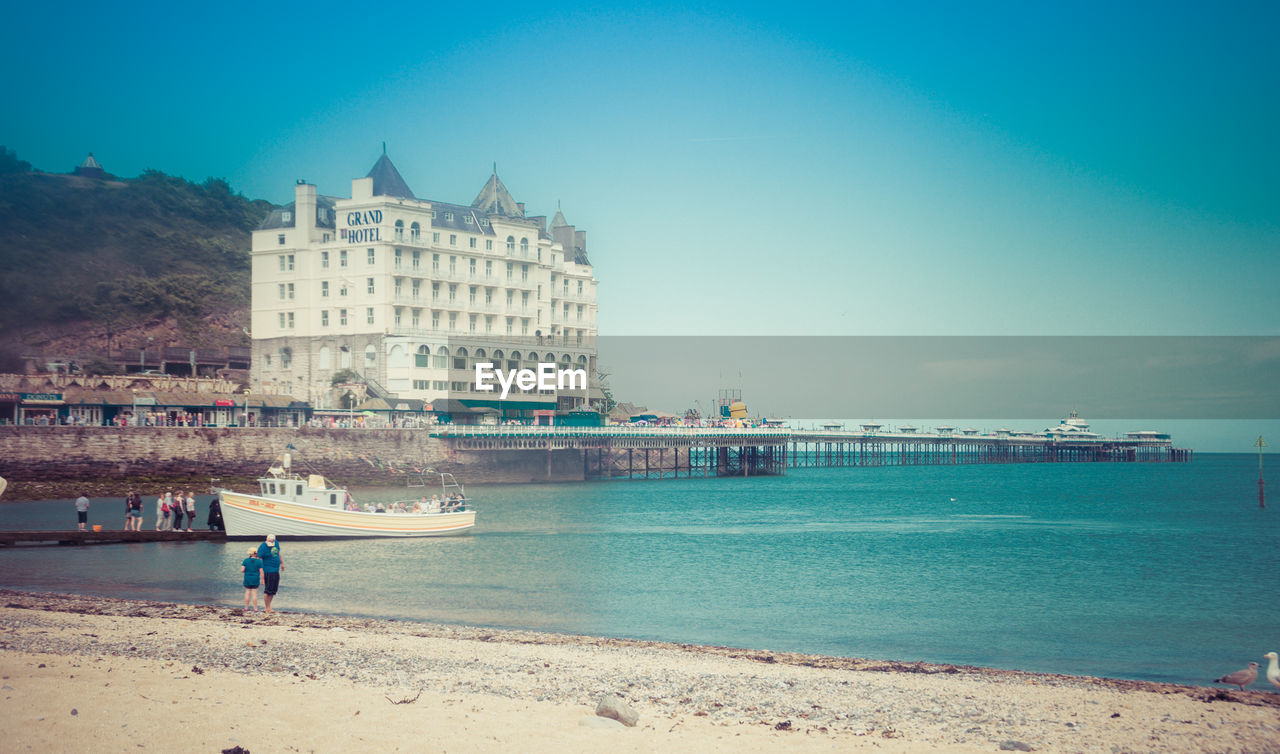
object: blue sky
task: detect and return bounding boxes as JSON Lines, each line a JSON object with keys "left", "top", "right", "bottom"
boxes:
{"left": 4, "top": 1, "right": 1277, "bottom": 337}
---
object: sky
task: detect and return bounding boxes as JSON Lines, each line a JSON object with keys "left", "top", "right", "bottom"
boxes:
{"left": 3, "top": 1, "right": 1277, "bottom": 446}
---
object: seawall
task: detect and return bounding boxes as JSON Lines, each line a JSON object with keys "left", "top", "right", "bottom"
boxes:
{"left": 0, "top": 427, "right": 586, "bottom": 499}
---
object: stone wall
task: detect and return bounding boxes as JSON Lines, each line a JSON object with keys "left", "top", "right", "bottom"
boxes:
{"left": 0, "top": 426, "right": 586, "bottom": 485}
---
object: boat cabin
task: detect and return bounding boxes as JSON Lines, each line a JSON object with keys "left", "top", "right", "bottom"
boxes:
{"left": 258, "top": 473, "right": 344, "bottom": 507}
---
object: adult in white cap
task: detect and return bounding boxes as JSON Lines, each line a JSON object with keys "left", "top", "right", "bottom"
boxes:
{"left": 255, "top": 534, "right": 284, "bottom": 614}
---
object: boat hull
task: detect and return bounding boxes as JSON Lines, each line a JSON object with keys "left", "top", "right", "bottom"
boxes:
{"left": 218, "top": 490, "right": 475, "bottom": 539}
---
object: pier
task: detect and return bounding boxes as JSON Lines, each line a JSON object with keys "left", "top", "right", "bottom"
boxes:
{"left": 0, "top": 530, "right": 225, "bottom": 547}
{"left": 430, "top": 425, "right": 1189, "bottom": 480}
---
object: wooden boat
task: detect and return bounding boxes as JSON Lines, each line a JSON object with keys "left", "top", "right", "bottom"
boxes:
{"left": 215, "top": 454, "right": 475, "bottom": 539}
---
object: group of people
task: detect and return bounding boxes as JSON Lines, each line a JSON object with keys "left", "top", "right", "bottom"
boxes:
{"left": 153, "top": 490, "right": 199, "bottom": 531}
{"left": 239, "top": 534, "right": 283, "bottom": 614}
{"left": 345, "top": 493, "right": 466, "bottom": 514}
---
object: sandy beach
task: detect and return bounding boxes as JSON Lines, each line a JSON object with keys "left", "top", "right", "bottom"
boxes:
{"left": 0, "top": 590, "right": 1277, "bottom": 752}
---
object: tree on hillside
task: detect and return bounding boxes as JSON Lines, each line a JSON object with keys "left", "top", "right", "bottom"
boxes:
{"left": 0, "top": 146, "right": 31, "bottom": 175}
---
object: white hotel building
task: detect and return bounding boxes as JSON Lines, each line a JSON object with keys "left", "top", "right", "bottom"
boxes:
{"left": 249, "top": 154, "right": 600, "bottom": 419}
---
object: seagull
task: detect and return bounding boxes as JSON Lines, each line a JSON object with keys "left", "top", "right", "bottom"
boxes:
{"left": 1214, "top": 661, "right": 1258, "bottom": 690}
{"left": 1264, "top": 652, "right": 1280, "bottom": 692}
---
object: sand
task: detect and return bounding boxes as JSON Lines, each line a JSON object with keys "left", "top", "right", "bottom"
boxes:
{"left": 0, "top": 590, "right": 1277, "bottom": 753}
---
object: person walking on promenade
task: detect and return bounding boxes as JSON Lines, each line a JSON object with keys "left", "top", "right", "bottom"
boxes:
{"left": 74, "top": 493, "right": 90, "bottom": 531}
{"left": 171, "top": 491, "right": 185, "bottom": 531}
{"left": 240, "top": 548, "right": 262, "bottom": 613}
{"left": 155, "top": 493, "right": 167, "bottom": 531}
{"left": 256, "top": 534, "right": 283, "bottom": 614}
{"left": 184, "top": 492, "right": 197, "bottom": 532}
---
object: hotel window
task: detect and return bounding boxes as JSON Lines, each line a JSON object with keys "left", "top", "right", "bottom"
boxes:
{"left": 278, "top": 255, "right": 287, "bottom": 271}
{"left": 469, "top": 286, "right": 477, "bottom": 304}
{"left": 448, "top": 284, "right": 456, "bottom": 302}
{"left": 577, "top": 305, "right": 583, "bottom": 320}
{"left": 448, "top": 312, "right": 457, "bottom": 330}
{"left": 484, "top": 288, "right": 493, "bottom": 305}
{"left": 444, "top": 212, "right": 453, "bottom": 221}
{"left": 278, "top": 234, "right": 286, "bottom": 246}
{"left": 412, "top": 309, "right": 421, "bottom": 328}
{"left": 449, "top": 256, "right": 457, "bottom": 274}
{"left": 410, "top": 221, "right": 420, "bottom": 241}
{"left": 278, "top": 313, "right": 285, "bottom": 328}
{"left": 434, "top": 380, "right": 447, "bottom": 390}
{"left": 287, "top": 312, "right": 295, "bottom": 328}
{"left": 578, "top": 280, "right": 584, "bottom": 295}
{"left": 506, "top": 318, "right": 513, "bottom": 335}
{"left": 339, "top": 309, "right": 347, "bottom": 326}
{"left": 394, "top": 248, "right": 402, "bottom": 268}
{"left": 365, "top": 345, "right": 376, "bottom": 366}
{"left": 432, "top": 232, "right": 440, "bottom": 243}
{"left": 321, "top": 281, "right": 329, "bottom": 297}
{"left": 520, "top": 238, "right": 529, "bottom": 256}
{"left": 321, "top": 251, "right": 329, "bottom": 269}
{"left": 521, "top": 264, "right": 528, "bottom": 282}
{"left": 468, "top": 314, "right": 477, "bottom": 332}
{"left": 485, "top": 240, "right": 493, "bottom": 250}
{"left": 464, "top": 214, "right": 473, "bottom": 225}
{"left": 280, "top": 348, "right": 292, "bottom": 368}
{"left": 521, "top": 291, "right": 529, "bottom": 307}
{"left": 412, "top": 250, "right": 421, "bottom": 269}
{"left": 394, "top": 278, "right": 403, "bottom": 298}
{"left": 287, "top": 283, "right": 295, "bottom": 299}
{"left": 506, "top": 236, "right": 515, "bottom": 254}
{"left": 287, "top": 254, "right": 294, "bottom": 270}
{"left": 413, "top": 380, "right": 428, "bottom": 390}
{"left": 480, "top": 218, "right": 488, "bottom": 227}
{"left": 485, "top": 315, "right": 493, "bottom": 333}
{"left": 340, "top": 250, "right": 348, "bottom": 267}
{"left": 563, "top": 304, "right": 570, "bottom": 319}
{"left": 506, "top": 262, "right": 513, "bottom": 280}
{"left": 321, "top": 310, "right": 329, "bottom": 327}
{"left": 485, "top": 260, "right": 492, "bottom": 277}
{"left": 339, "top": 283, "right": 348, "bottom": 297}
{"left": 521, "top": 319, "right": 529, "bottom": 335}
{"left": 432, "top": 253, "right": 440, "bottom": 272}
{"left": 278, "top": 284, "right": 286, "bottom": 300}
{"left": 506, "top": 290, "right": 514, "bottom": 307}
{"left": 367, "top": 248, "right": 375, "bottom": 265}
{"left": 537, "top": 284, "right": 543, "bottom": 300}
{"left": 367, "top": 307, "right": 375, "bottom": 325}
{"left": 282, "top": 211, "right": 292, "bottom": 223}
{"left": 469, "top": 258, "right": 476, "bottom": 277}
{"left": 431, "top": 311, "right": 440, "bottom": 329}
{"left": 322, "top": 233, "right": 330, "bottom": 242}
{"left": 394, "top": 220, "right": 404, "bottom": 240}
{"left": 394, "top": 308, "right": 402, "bottom": 327}
{"left": 367, "top": 277, "right": 375, "bottom": 294}
{"left": 469, "top": 237, "right": 476, "bottom": 249}
{"left": 430, "top": 281, "right": 438, "bottom": 301}
{"left": 412, "top": 279, "right": 421, "bottom": 299}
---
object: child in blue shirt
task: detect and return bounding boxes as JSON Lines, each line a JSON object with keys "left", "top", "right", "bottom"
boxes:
{"left": 241, "top": 549, "right": 262, "bottom": 613}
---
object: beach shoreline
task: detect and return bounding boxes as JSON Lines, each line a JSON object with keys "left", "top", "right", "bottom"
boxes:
{"left": 1, "top": 589, "right": 1276, "bottom": 752}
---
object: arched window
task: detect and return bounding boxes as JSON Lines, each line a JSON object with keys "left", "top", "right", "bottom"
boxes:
{"left": 434, "top": 346, "right": 449, "bottom": 369}
{"left": 415, "top": 345, "right": 430, "bottom": 368}
{"left": 453, "top": 347, "right": 469, "bottom": 371}
{"left": 474, "top": 348, "right": 486, "bottom": 361}
{"left": 339, "top": 345, "right": 352, "bottom": 369}
{"left": 318, "top": 346, "right": 331, "bottom": 371}
{"left": 388, "top": 344, "right": 407, "bottom": 368}
{"left": 410, "top": 221, "right": 420, "bottom": 241}
{"left": 394, "top": 219, "right": 405, "bottom": 240}
{"left": 507, "top": 350, "right": 520, "bottom": 370}
{"left": 525, "top": 351, "right": 539, "bottom": 368}
{"left": 364, "top": 345, "right": 377, "bottom": 365}
{"left": 506, "top": 236, "right": 515, "bottom": 254}
{"left": 520, "top": 237, "right": 529, "bottom": 257}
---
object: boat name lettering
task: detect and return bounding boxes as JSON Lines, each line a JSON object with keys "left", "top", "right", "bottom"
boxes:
{"left": 474, "top": 362, "right": 587, "bottom": 399}
{"left": 248, "top": 499, "right": 276, "bottom": 509}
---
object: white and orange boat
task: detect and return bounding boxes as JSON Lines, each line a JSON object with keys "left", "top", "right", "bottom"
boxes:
{"left": 216, "top": 454, "right": 475, "bottom": 539}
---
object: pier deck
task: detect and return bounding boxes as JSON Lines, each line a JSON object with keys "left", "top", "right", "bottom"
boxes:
{"left": 0, "top": 530, "right": 226, "bottom": 547}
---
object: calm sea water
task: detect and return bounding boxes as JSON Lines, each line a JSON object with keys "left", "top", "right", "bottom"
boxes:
{"left": 1, "top": 454, "right": 1276, "bottom": 687}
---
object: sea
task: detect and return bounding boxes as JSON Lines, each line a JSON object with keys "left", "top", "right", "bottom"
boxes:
{"left": 1, "top": 453, "right": 1276, "bottom": 688}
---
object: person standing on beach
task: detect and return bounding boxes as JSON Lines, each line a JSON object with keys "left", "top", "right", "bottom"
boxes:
{"left": 74, "top": 493, "right": 90, "bottom": 531}
{"left": 155, "top": 493, "right": 168, "bottom": 531}
{"left": 240, "top": 548, "right": 262, "bottom": 613}
{"left": 125, "top": 491, "right": 143, "bottom": 531}
{"left": 184, "top": 492, "right": 196, "bottom": 532}
{"left": 256, "top": 534, "right": 283, "bottom": 614}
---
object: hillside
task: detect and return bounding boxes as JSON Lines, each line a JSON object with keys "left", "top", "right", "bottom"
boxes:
{"left": 0, "top": 151, "right": 271, "bottom": 364}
